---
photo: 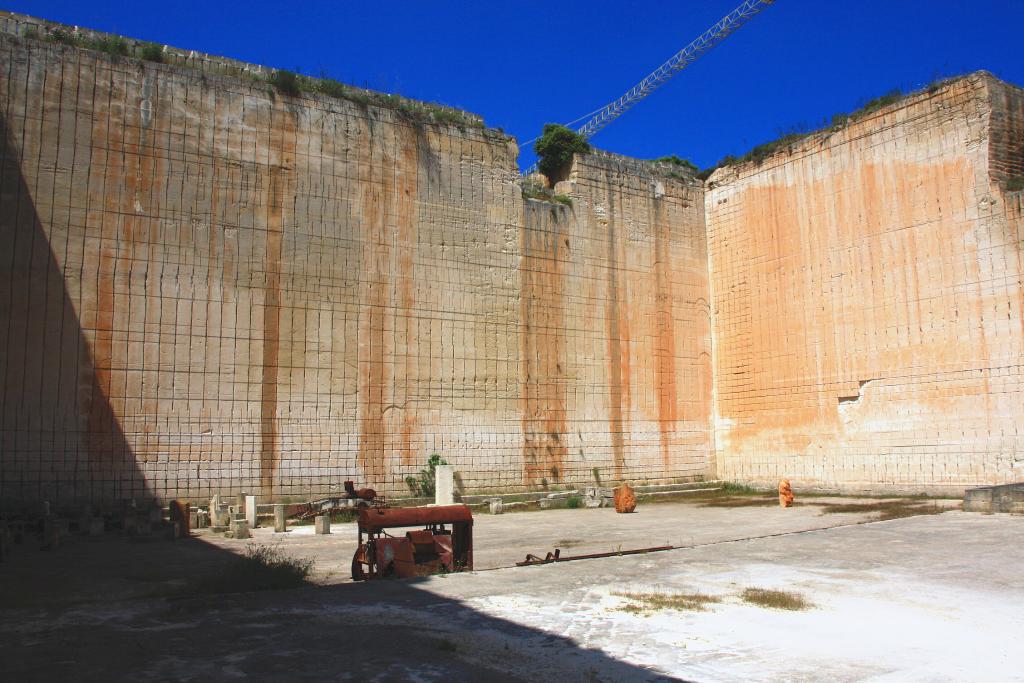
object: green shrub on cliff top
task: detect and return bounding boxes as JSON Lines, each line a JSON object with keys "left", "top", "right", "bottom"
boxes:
{"left": 270, "top": 69, "right": 301, "bottom": 97}
{"left": 141, "top": 43, "right": 164, "bottom": 63}
{"left": 534, "top": 124, "right": 590, "bottom": 182}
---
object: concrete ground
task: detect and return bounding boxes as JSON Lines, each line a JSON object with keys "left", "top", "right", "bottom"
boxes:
{"left": 1, "top": 499, "right": 1021, "bottom": 681}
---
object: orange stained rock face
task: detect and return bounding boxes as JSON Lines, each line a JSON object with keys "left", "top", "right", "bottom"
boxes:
{"left": 706, "top": 73, "right": 1024, "bottom": 492}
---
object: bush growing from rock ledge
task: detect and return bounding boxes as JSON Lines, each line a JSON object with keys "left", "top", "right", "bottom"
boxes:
{"left": 270, "top": 69, "right": 301, "bottom": 97}
{"left": 534, "top": 124, "right": 590, "bottom": 183}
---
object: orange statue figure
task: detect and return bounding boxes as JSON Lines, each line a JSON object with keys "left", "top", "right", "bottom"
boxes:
{"left": 779, "top": 478, "right": 794, "bottom": 507}
{"left": 614, "top": 482, "right": 637, "bottom": 513}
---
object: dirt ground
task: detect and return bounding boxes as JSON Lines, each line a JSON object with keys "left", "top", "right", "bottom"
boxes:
{"left": 3, "top": 496, "right": 1019, "bottom": 682}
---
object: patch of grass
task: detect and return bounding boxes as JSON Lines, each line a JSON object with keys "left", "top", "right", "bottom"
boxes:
{"left": 720, "top": 482, "right": 762, "bottom": 495}
{"left": 614, "top": 591, "right": 723, "bottom": 613}
{"left": 818, "top": 500, "right": 945, "bottom": 521}
{"left": 45, "top": 28, "right": 80, "bottom": 46}
{"left": 555, "top": 538, "right": 583, "bottom": 547}
{"left": 741, "top": 587, "right": 812, "bottom": 611}
{"left": 85, "top": 36, "right": 130, "bottom": 57}
{"left": 329, "top": 508, "right": 358, "bottom": 524}
{"left": 313, "top": 76, "right": 348, "bottom": 99}
{"left": 522, "top": 183, "right": 574, "bottom": 207}
{"left": 269, "top": 70, "right": 302, "bottom": 97}
{"left": 653, "top": 155, "right": 699, "bottom": 173}
{"left": 140, "top": 42, "right": 164, "bottom": 63}
{"left": 195, "top": 544, "right": 312, "bottom": 594}
{"left": 565, "top": 495, "right": 582, "bottom": 509}
{"left": 1005, "top": 174, "right": 1024, "bottom": 192}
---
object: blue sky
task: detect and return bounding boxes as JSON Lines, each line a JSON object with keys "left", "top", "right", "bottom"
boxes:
{"left": 11, "top": 0, "right": 1024, "bottom": 171}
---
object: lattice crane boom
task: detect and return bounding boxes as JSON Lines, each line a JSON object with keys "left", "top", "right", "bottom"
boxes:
{"left": 572, "top": 0, "right": 777, "bottom": 142}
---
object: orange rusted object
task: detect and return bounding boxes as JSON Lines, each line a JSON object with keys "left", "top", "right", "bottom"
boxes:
{"left": 779, "top": 478, "right": 794, "bottom": 507}
{"left": 614, "top": 483, "right": 637, "bottom": 513}
{"left": 352, "top": 505, "right": 473, "bottom": 580}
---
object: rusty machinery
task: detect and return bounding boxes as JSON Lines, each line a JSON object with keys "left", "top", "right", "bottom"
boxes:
{"left": 284, "top": 480, "right": 385, "bottom": 521}
{"left": 351, "top": 505, "right": 473, "bottom": 580}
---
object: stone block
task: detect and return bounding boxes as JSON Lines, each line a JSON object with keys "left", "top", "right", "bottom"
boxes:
{"left": 273, "top": 504, "right": 287, "bottom": 532}
{"left": 245, "top": 495, "right": 257, "bottom": 529}
{"left": 230, "top": 518, "right": 250, "bottom": 539}
{"left": 488, "top": 498, "right": 503, "bottom": 515}
{"left": 314, "top": 515, "right": 330, "bottom": 535}
{"left": 435, "top": 465, "right": 455, "bottom": 506}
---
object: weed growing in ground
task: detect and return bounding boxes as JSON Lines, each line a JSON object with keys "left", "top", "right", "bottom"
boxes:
{"left": 614, "top": 591, "right": 723, "bottom": 614}
{"left": 719, "top": 482, "right": 762, "bottom": 495}
{"left": 741, "top": 587, "right": 812, "bottom": 611}
{"left": 565, "top": 495, "right": 583, "bottom": 509}
{"left": 195, "top": 543, "right": 312, "bottom": 594}
{"left": 405, "top": 453, "right": 448, "bottom": 497}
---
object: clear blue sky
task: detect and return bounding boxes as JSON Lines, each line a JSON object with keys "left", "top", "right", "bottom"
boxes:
{"left": 11, "top": 0, "right": 1024, "bottom": 171}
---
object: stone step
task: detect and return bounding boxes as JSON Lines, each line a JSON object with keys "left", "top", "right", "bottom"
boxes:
{"left": 963, "top": 483, "right": 1024, "bottom": 513}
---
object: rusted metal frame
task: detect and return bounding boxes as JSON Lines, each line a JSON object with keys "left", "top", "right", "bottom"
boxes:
{"left": 516, "top": 545, "right": 675, "bottom": 567}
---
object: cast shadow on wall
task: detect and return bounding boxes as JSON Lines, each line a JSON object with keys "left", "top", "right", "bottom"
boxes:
{"left": 0, "top": 114, "right": 150, "bottom": 507}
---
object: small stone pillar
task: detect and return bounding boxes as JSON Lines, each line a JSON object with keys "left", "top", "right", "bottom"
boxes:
{"left": 273, "top": 504, "right": 287, "bottom": 533}
{"left": 245, "top": 495, "right": 257, "bottom": 529}
{"left": 230, "top": 518, "right": 250, "bottom": 539}
{"left": 435, "top": 464, "right": 455, "bottom": 505}
{"left": 488, "top": 498, "right": 504, "bottom": 515}
{"left": 314, "top": 515, "right": 331, "bottom": 535}
{"left": 209, "top": 494, "right": 222, "bottom": 527}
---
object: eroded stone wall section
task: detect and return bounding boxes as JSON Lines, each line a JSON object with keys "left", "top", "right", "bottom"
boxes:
{"left": 706, "top": 73, "right": 1024, "bottom": 493}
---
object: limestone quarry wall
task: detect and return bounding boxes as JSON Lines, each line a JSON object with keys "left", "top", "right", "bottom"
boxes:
{"left": 0, "top": 33, "right": 712, "bottom": 504}
{"left": 705, "top": 73, "right": 1024, "bottom": 493}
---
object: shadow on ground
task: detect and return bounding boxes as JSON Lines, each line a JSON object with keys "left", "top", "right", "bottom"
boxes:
{"left": 0, "top": 532, "right": 685, "bottom": 682}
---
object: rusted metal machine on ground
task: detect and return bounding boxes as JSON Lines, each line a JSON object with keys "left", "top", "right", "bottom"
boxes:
{"left": 351, "top": 505, "right": 473, "bottom": 580}
{"left": 285, "top": 481, "right": 386, "bottom": 521}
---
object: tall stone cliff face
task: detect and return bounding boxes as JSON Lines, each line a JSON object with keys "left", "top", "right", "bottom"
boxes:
{"left": 2, "top": 15, "right": 1020, "bottom": 504}
{"left": 705, "top": 73, "right": 1024, "bottom": 493}
{"left": 529, "top": 153, "right": 713, "bottom": 489}
{"left": 0, "top": 34, "right": 712, "bottom": 503}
